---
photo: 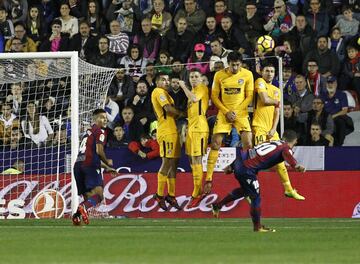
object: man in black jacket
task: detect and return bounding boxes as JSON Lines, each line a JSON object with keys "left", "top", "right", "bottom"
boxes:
{"left": 69, "top": 21, "right": 98, "bottom": 61}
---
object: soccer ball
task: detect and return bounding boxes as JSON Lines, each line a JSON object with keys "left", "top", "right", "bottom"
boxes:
{"left": 257, "top": 35, "right": 275, "bottom": 53}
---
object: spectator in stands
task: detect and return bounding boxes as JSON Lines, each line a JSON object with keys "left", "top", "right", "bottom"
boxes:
{"left": 213, "top": 0, "right": 234, "bottom": 25}
{"left": 105, "top": 96, "right": 120, "bottom": 129}
{"left": 21, "top": 101, "right": 54, "bottom": 147}
{"left": 174, "top": 0, "right": 206, "bottom": 33}
{"left": 86, "top": 0, "right": 107, "bottom": 36}
{"left": 38, "top": 0, "right": 57, "bottom": 31}
{"left": 264, "top": 0, "right": 296, "bottom": 41}
{"left": 275, "top": 38, "right": 303, "bottom": 74}
{"left": 6, "top": 126, "right": 32, "bottom": 150}
{"left": 106, "top": 0, "right": 142, "bottom": 37}
{"left": 148, "top": 0, "right": 172, "bottom": 36}
{"left": 3, "top": 0, "right": 27, "bottom": 24}
{"left": 69, "top": 21, "right": 98, "bottom": 61}
{"left": 108, "top": 67, "right": 135, "bottom": 109}
{"left": 282, "top": 66, "right": 297, "bottom": 101}
{"left": 305, "top": 58, "right": 327, "bottom": 96}
{"left": 171, "top": 59, "right": 189, "bottom": 81}
{"left": 133, "top": 18, "right": 161, "bottom": 63}
{"left": 120, "top": 106, "right": 144, "bottom": 142}
{"left": 26, "top": 6, "right": 45, "bottom": 47}
{"left": 219, "top": 15, "right": 252, "bottom": 57}
{"left": 187, "top": 43, "right": 210, "bottom": 75}
{"left": 128, "top": 80, "right": 155, "bottom": 133}
{"left": 88, "top": 36, "right": 117, "bottom": 68}
{"left": 322, "top": 76, "right": 354, "bottom": 146}
{"left": 155, "top": 50, "right": 172, "bottom": 75}
{"left": 1, "top": 159, "right": 25, "bottom": 174}
{"left": 39, "top": 19, "right": 69, "bottom": 52}
{"left": 209, "top": 38, "right": 232, "bottom": 72}
{"left": 304, "top": 121, "right": 330, "bottom": 146}
{"left": 106, "top": 20, "right": 129, "bottom": 61}
{"left": 6, "top": 82, "right": 27, "bottom": 116}
{"left": 305, "top": 0, "right": 329, "bottom": 38}
{"left": 140, "top": 62, "right": 156, "bottom": 91}
{"left": 120, "top": 44, "right": 148, "bottom": 76}
{"left": 226, "top": 0, "right": 246, "bottom": 18}
{"left": 161, "top": 17, "right": 194, "bottom": 62}
{"left": 285, "top": 14, "right": 316, "bottom": 57}
{"left": 328, "top": 27, "right": 346, "bottom": 63}
{"left": 194, "top": 15, "right": 221, "bottom": 56}
{"left": 134, "top": 0, "right": 153, "bottom": 15}
{"left": 5, "top": 23, "right": 36, "bottom": 52}
{"left": 339, "top": 44, "right": 360, "bottom": 99}
{"left": 288, "top": 74, "right": 315, "bottom": 115}
{"left": 107, "top": 123, "right": 128, "bottom": 147}
{"left": 6, "top": 36, "right": 23, "bottom": 52}
{"left": 335, "top": 5, "right": 359, "bottom": 37}
{"left": 128, "top": 133, "right": 160, "bottom": 159}
{"left": 240, "top": 1, "right": 265, "bottom": 47}
{"left": 57, "top": 3, "right": 78, "bottom": 38}
{"left": 303, "top": 36, "right": 340, "bottom": 78}
{"left": 283, "top": 100, "right": 306, "bottom": 143}
{"left": 52, "top": 123, "right": 70, "bottom": 146}
{"left": 0, "top": 6, "right": 14, "bottom": 40}
{"left": 0, "top": 103, "right": 20, "bottom": 145}
{"left": 68, "top": 0, "right": 86, "bottom": 19}
{"left": 40, "top": 96, "right": 58, "bottom": 124}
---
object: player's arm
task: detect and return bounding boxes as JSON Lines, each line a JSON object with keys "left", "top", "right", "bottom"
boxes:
{"left": 179, "top": 81, "right": 199, "bottom": 103}
{"left": 211, "top": 72, "right": 230, "bottom": 114}
{"left": 101, "top": 160, "right": 117, "bottom": 173}
{"left": 96, "top": 143, "right": 113, "bottom": 167}
{"left": 163, "top": 104, "right": 185, "bottom": 118}
{"left": 282, "top": 148, "right": 306, "bottom": 172}
{"left": 258, "top": 91, "right": 279, "bottom": 106}
{"left": 267, "top": 107, "right": 280, "bottom": 139}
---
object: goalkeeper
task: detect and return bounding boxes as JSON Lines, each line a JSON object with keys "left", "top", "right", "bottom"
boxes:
{"left": 72, "top": 109, "right": 117, "bottom": 225}
{"left": 211, "top": 130, "right": 305, "bottom": 232}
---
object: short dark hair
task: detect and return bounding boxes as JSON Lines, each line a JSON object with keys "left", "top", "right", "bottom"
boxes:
{"left": 155, "top": 72, "right": 169, "bottom": 82}
{"left": 307, "top": 58, "right": 318, "bottom": 65}
{"left": 93, "top": 109, "right": 106, "bottom": 116}
{"left": 227, "top": 51, "right": 242, "bottom": 63}
{"left": 282, "top": 129, "right": 298, "bottom": 142}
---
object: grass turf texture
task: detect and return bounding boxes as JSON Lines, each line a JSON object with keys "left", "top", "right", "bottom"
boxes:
{"left": 0, "top": 218, "right": 359, "bottom": 264}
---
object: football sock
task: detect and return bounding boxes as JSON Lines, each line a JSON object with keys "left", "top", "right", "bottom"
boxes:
{"left": 250, "top": 206, "right": 261, "bottom": 230}
{"left": 218, "top": 187, "right": 245, "bottom": 207}
{"left": 276, "top": 162, "right": 293, "bottom": 192}
{"left": 191, "top": 164, "right": 203, "bottom": 198}
{"left": 157, "top": 172, "right": 168, "bottom": 197}
{"left": 81, "top": 194, "right": 102, "bottom": 210}
{"left": 167, "top": 177, "right": 176, "bottom": 196}
{"left": 206, "top": 149, "right": 219, "bottom": 181}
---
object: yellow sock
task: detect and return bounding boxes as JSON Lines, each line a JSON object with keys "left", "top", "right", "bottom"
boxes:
{"left": 157, "top": 172, "right": 167, "bottom": 196}
{"left": 191, "top": 164, "right": 203, "bottom": 198}
{"left": 206, "top": 149, "right": 219, "bottom": 181}
{"left": 167, "top": 177, "right": 176, "bottom": 196}
{"left": 275, "top": 162, "right": 293, "bottom": 192}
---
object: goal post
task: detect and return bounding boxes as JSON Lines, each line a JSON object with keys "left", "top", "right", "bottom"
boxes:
{"left": 0, "top": 52, "right": 116, "bottom": 219}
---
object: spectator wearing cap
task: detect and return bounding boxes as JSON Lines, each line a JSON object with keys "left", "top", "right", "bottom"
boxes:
{"left": 5, "top": 23, "right": 37, "bottom": 52}
{"left": 39, "top": 19, "right": 69, "bottom": 52}
{"left": 187, "top": 43, "right": 210, "bottom": 75}
{"left": 264, "top": 0, "right": 296, "bottom": 41}
{"left": 321, "top": 76, "right": 354, "bottom": 146}
{"left": 303, "top": 36, "right": 340, "bottom": 78}
{"left": 305, "top": 0, "right": 329, "bottom": 38}
{"left": 209, "top": 38, "right": 232, "bottom": 72}
{"left": 174, "top": 0, "right": 206, "bottom": 34}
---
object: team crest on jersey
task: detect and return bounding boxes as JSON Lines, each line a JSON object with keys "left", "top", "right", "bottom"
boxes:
{"left": 259, "top": 82, "right": 265, "bottom": 89}
{"left": 238, "top": 79, "right": 244, "bottom": 85}
{"left": 274, "top": 91, "right": 279, "bottom": 96}
{"left": 160, "top": 94, "right": 166, "bottom": 102}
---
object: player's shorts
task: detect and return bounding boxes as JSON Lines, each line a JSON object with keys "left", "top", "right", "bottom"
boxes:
{"left": 185, "top": 131, "right": 208, "bottom": 156}
{"left": 253, "top": 127, "right": 280, "bottom": 146}
{"left": 157, "top": 133, "right": 181, "bottom": 158}
{"left": 213, "top": 111, "right": 251, "bottom": 135}
{"left": 74, "top": 162, "right": 103, "bottom": 195}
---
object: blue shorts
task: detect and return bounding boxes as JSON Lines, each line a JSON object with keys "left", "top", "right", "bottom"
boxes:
{"left": 74, "top": 162, "right": 103, "bottom": 195}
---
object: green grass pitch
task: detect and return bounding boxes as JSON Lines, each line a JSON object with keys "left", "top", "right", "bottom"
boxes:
{"left": 0, "top": 218, "right": 359, "bottom": 264}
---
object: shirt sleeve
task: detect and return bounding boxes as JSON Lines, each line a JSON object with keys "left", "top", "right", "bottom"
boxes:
{"left": 282, "top": 145, "right": 298, "bottom": 168}
{"left": 155, "top": 89, "right": 172, "bottom": 108}
{"left": 95, "top": 128, "right": 106, "bottom": 146}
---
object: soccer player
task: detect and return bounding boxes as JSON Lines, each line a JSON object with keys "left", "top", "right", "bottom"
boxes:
{"left": 252, "top": 63, "right": 305, "bottom": 200}
{"left": 212, "top": 130, "right": 306, "bottom": 232}
{"left": 205, "top": 51, "right": 254, "bottom": 194}
{"left": 72, "top": 109, "right": 117, "bottom": 225}
{"left": 151, "top": 72, "right": 184, "bottom": 211}
{"left": 178, "top": 69, "right": 209, "bottom": 207}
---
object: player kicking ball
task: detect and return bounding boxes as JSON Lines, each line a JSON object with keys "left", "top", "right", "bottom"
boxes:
{"left": 211, "top": 130, "right": 306, "bottom": 232}
{"left": 72, "top": 109, "right": 117, "bottom": 225}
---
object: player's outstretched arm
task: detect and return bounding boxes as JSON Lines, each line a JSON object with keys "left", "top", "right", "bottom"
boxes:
{"left": 163, "top": 104, "right": 186, "bottom": 119}
{"left": 179, "top": 81, "right": 199, "bottom": 103}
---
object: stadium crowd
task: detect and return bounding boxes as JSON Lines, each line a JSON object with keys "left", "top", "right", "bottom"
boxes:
{"left": 0, "top": 0, "right": 360, "bottom": 154}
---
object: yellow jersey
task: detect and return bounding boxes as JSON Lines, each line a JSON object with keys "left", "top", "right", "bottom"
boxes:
{"left": 187, "top": 83, "right": 209, "bottom": 133}
{"left": 151, "top": 87, "right": 178, "bottom": 136}
{"left": 252, "top": 78, "right": 281, "bottom": 130}
{"left": 211, "top": 67, "right": 254, "bottom": 116}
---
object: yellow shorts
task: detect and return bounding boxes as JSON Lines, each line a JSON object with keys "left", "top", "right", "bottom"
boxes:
{"left": 185, "top": 131, "right": 209, "bottom": 156}
{"left": 253, "top": 127, "right": 280, "bottom": 146}
{"left": 157, "top": 133, "right": 181, "bottom": 158}
{"left": 213, "top": 112, "right": 251, "bottom": 134}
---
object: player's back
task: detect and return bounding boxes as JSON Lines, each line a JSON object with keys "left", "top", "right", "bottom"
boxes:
{"left": 76, "top": 124, "right": 106, "bottom": 168}
{"left": 244, "top": 140, "right": 297, "bottom": 172}
{"left": 187, "top": 83, "right": 209, "bottom": 132}
{"left": 151, "top": 87, "right": 177, "bottom": 136}
{"left": 252, "top": 78, "right": 280, "bottom": 130}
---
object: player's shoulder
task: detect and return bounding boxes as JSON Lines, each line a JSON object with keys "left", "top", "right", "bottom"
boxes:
{"left": 255, "top": 77, "right": 266, "bottom": 87}
{"left": 239, "top": 67, "right": 254, "bottom": 78}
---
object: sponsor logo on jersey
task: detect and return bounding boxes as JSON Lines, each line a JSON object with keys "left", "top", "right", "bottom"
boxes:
{"left": 224, "top": 88, "right": 241, "bottom": 95}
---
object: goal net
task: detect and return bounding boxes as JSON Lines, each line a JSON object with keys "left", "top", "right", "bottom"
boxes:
{"left": 0, "top": 52, "right": 116, "bottom": 219}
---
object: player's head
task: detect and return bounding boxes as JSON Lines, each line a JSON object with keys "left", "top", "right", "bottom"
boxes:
{"left": 261, "top": 62, "right": 276, "bottom": 83}
{"left": 93, "top": 109, "right": 107, "bottom": 128}
{"left": 189, "top": 69, "right": 202, "bottom": 88}
{"left": 282, "top": 129, "right": 298, "bottom": 147}
{"left": 155, "top": 72, "right": 170, "bottom": 90}
{"left": 227, "top": 51, "right": 242, "bottom": 74}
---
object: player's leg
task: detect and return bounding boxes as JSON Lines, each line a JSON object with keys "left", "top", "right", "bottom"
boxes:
{"left": 187, "top": 155, "right": 205, "bottom": 208}
{"left": 211, "top": 187, "right": 245, "bottom": 218}
{"left": 205, "top": 133, "right": 223, "bottom": 194}
{"left": 276, "top": 162, "right": 305, "bottom": 200}
{"left": 165, "top": 157, "right": 181, "bottom": 210}
{"left": 153, "top": 157, "right": 170, "bottom": 211}
{"left": 235, "top": 117, "right": 253, "bottom": 150}
{"left": 72, "top": 162, "right": 85, "bottom": 225}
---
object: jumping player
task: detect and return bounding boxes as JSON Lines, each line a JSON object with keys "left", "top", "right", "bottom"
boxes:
{"left": 72, "top": 109, "right": 117, "bottom": 225}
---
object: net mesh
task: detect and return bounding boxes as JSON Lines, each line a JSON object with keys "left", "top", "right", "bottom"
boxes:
{"left": 0, "top": 55, "right": 116, "bottom": 219}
